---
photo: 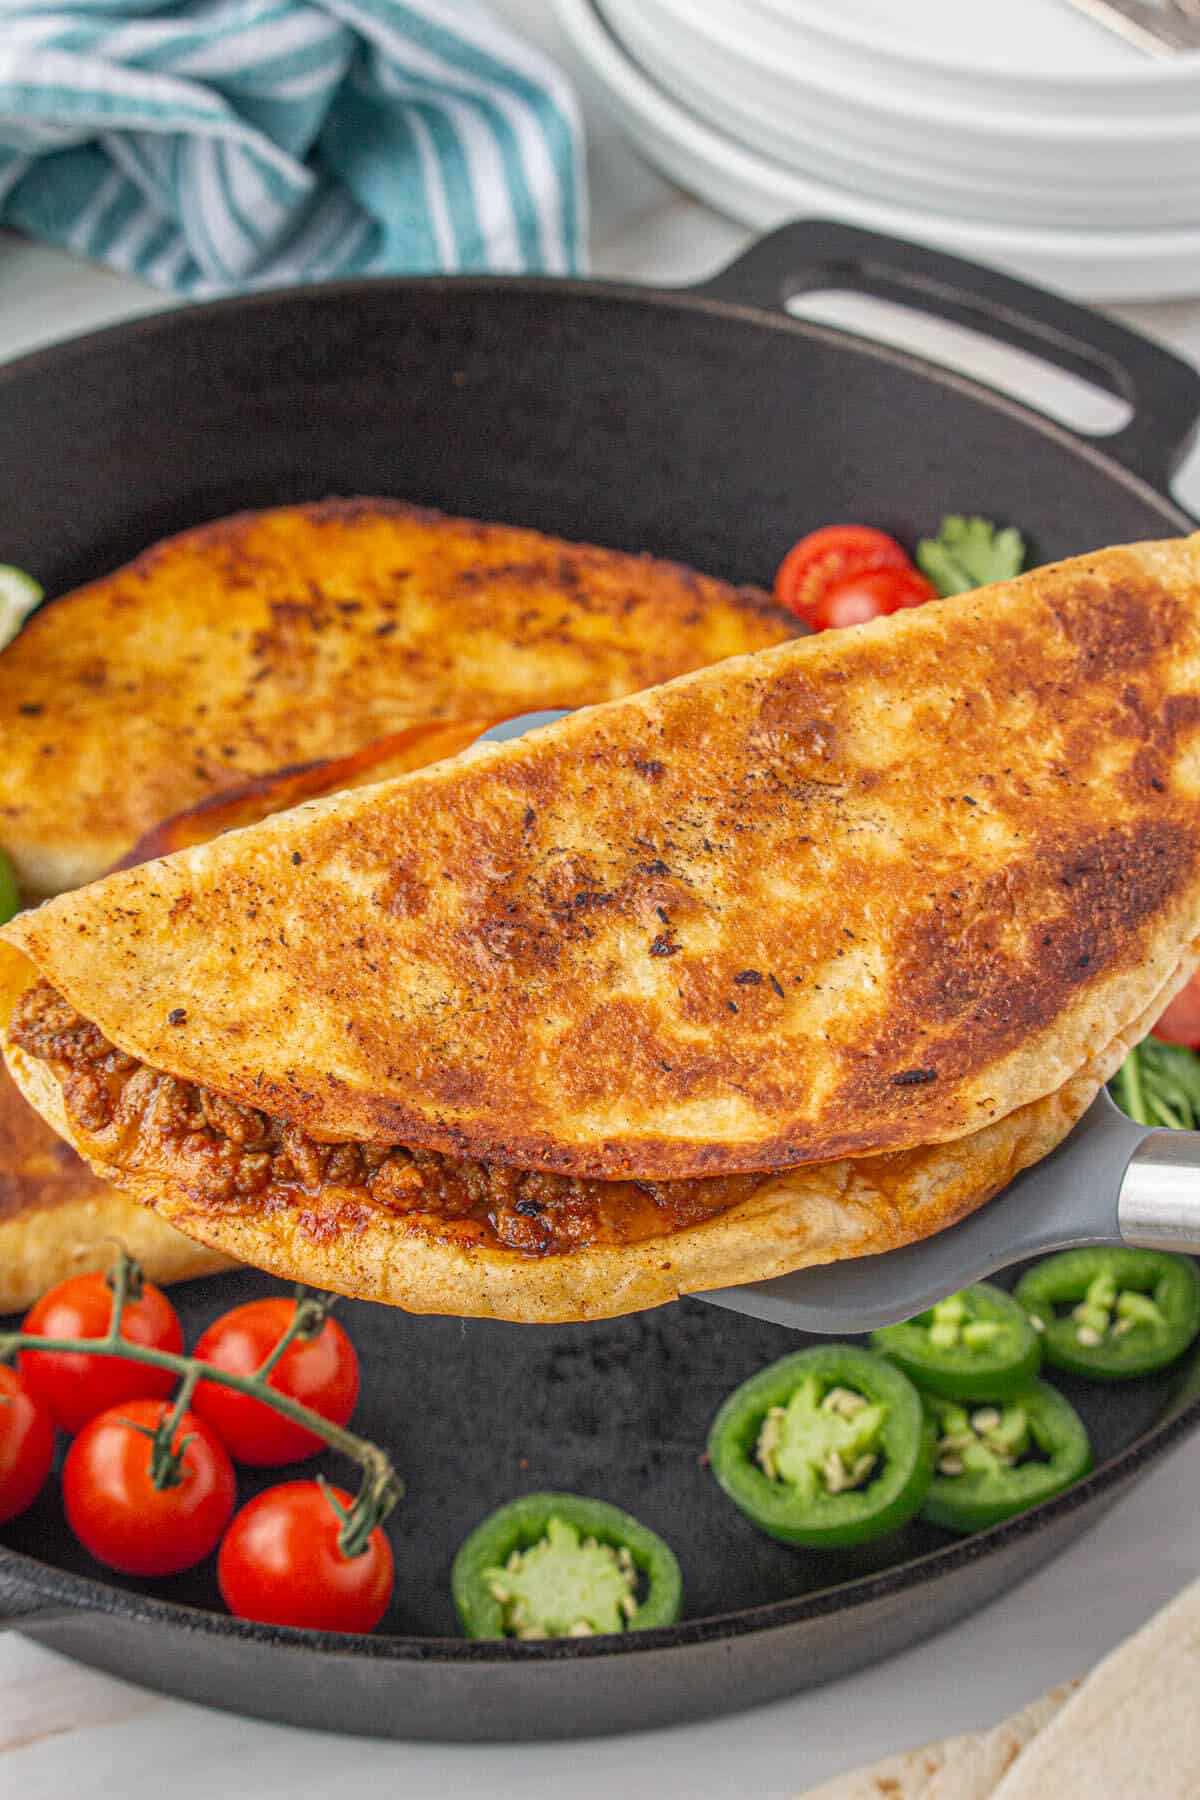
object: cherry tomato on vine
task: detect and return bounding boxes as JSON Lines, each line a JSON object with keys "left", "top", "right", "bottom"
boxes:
{"left": 193, "top": 1298, "right": 360, "bottom": 1467}
{"left": 1154, "top": 973, "right": 1200, "bottom": 1050}
{"left": 0, "top": 1365, "right": 55, "bottom": 1524}
{"left": 21, "top": 1272, "right": 183, "bottom": 1435}
{"left": 218, "top": 1482, "right": 394, "bottom": 1633}
{"left": 63, "top": 1399, "right": 236, "bottom": 1576}
{"left": 774, "top": 525, "right": 912, "bottom": 627}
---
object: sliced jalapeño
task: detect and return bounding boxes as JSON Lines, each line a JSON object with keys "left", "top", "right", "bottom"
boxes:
{"left": 1015, "top": 1249, "right": 1200, "bottom": 1382}
{"left": 872, "top": 1283, "right": 1042, "bottom": 1401}
{"left": 451, "top": 1492, "right": 682, "bottom": 1641}
{"left": 707, "top": 1345, "right": 933, "bottom": 1549}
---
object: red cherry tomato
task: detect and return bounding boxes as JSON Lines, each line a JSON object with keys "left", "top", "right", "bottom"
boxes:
{"left": 1154, "top": 973, "right": 1200, "bottom": 1050}
{"left": 805, "top": 565, "right": 939, "bottom": 632}
{"left": 21, "top": 1272, "right": 183, "bottom": 1435}
{"left": 193, "top": 1299, "right": 360, "bottom": 1467}
{"left": 218, "top": 1482, "right": 394, "bottom": 1633}
{"left": 0, "top": 1365, "right": 55, "bottom": 1524}
{"left": 774, "top": 525, "right": 912, "bottom": 626}
{"left": 63, "top": 1399, "right": 236, "bottom": 1576}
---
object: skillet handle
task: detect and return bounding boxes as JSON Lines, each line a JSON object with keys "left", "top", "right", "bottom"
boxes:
{"left": 1120, "top": 1129, "right": 1200, "bottom": 1252}
{"left": 694, "top": 220, "right": 1200, "bottom": 496}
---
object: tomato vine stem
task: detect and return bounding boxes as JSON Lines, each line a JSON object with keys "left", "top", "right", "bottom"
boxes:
{"left": 1, "top": 1250, "right": 402, "bottom": 1554}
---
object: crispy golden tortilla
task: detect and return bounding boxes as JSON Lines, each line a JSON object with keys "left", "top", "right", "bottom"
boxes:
{"left": 0, "top": 502, "right": 787, "bottom": 1302}
{"left": 7, "top": 536, "right": 1200, "bottom": 1174}
{"left": 2, "top": 536, "right": 1199, "bottom": 1321}
{"left": 0, "top": 499, "right": 790, "bottom": 900}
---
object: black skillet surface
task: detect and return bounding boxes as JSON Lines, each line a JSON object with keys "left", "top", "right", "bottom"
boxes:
{"left": 2, "top": 220, "right": 1200, "bottom": 1739}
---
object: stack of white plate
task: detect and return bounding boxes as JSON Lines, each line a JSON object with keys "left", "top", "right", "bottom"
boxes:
{"left": 556, "top": 0, "right": 1200, "bottom": 298}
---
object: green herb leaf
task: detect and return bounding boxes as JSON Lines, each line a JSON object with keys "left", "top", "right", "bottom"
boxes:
{"left": 0, "top": 850, "right": 18, "bottom": 927}
{"left": 916, "top": 516, "right": 1026, "bottom": 598}
{"left": 1110, "top": 1037, "right": 1200, "bottom": 1130}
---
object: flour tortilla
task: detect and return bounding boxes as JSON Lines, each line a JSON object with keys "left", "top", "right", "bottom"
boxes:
{"left": 4, "top": 536, "right": 1199, "bottom": 1319}
{"left": 803, "top": 1575, "right": 1200, "bottom": 1799}
{"left": 799, "top": 1684, "right": 1077, "bottom": 1799}
{"left": 991, "top": 1576, "right": 1200, "bottom": 1798}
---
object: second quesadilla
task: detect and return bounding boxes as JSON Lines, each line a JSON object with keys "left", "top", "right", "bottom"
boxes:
{"left": 0, "top": 1071, "right": 226, "bottom": 1311}
{"left": 1, "top": 498, "right": 791, "bottom": 900}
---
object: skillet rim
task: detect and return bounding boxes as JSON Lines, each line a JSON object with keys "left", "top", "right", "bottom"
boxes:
{"left": 0, "top": 266, "right": 1194, "bottom": 1661}
{"left": 0, "top": 270, "right": 1192, "bottom": 542}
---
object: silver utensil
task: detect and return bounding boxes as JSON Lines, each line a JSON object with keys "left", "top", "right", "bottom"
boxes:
{"left": 475, "top": 714, "right": 1200, "bottom": 1332}
{"left": 702, "top": 1089, "right": 1200, "bottom": 1333}
{"left": 474, "top": 710, "right": 575, "bottom": 745}
{"left": 1062, "top": 0, "right": 1200, "bottom": 54}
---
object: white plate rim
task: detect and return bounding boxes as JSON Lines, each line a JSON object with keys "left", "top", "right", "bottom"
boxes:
{"left": 620, "top": 0, "right": 1200, "bottom": 142}
{"left": 558, "top": 0, "right": 1200, "bottom": 299}
{"left": 742, "top": 0, "right": 1200, "bottom": 93}
{"left": 600, "top": 0, "right": 1200, "bottom": 227}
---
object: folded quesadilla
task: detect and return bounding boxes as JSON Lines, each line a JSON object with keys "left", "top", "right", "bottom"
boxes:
{"left": 3, "top": 538, "right": 1198, "bottom": 1321}
{"left": 0, "top": 501, "right": 788, "bottom": 1305}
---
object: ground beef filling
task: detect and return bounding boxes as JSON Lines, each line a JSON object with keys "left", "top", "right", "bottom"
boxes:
{"left": 9, "top": 981, "right": 767, "bottom": 1256}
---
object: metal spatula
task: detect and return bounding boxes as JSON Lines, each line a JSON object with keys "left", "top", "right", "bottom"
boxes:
{"left": 474, "top": 714, "right": 1200, "bottom": 1332}
{"left": 700, "top": 1090, "right": 1200, "bottom": 1333}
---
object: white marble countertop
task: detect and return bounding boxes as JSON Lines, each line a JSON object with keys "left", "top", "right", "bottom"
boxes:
{"left": 4, "top": 3, "right": 1200, "bottom": 1792}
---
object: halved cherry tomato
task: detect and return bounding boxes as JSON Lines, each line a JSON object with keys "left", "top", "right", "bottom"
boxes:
{"left": 1154, "top": 973, "right": 1200, "bottom": 1050}
{"left": 64, "top": 1399, "right": 236, "bottom": 1576}
{"left": 21, "top": 1272, "right": 183, "bottom": 1435}
{"left": 193, "top": 1298, "right": 360, "bottom": 1467}
{"left": 807, "top": 565, "right": 938, "bottom": 632}
{"left": 774, "top": 525, "right": 911, "bottom": 627}
{"left": 0, "top": 1365, "right": 55, "bottom": 1524}
{"left": 218, "top": 1482, "right": 394, "bottom": 1633}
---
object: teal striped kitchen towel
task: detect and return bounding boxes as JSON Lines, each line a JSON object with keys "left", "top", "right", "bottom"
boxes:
{"left": 0, "top": 0, "right": 585, "bottom": 293}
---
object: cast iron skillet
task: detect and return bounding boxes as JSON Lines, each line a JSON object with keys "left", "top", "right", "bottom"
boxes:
{"left": 2, "top": 221, "right": 1200, "bottom": 1741}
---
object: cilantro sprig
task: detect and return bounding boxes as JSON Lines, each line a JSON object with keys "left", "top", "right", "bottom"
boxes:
{"left": 0, "top": 849, "right": 17, "bottom": 926}
{"left": 1110, "top": 1037, "right": 1200, "bottom": 1131}
{"left": 917, "top": 516, "right": 1026, "bottom": 598}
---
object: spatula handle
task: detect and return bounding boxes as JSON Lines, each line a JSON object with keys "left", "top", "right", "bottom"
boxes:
{"left": 1120, "top": 1130, "right": 1200, "bottom": 1252}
